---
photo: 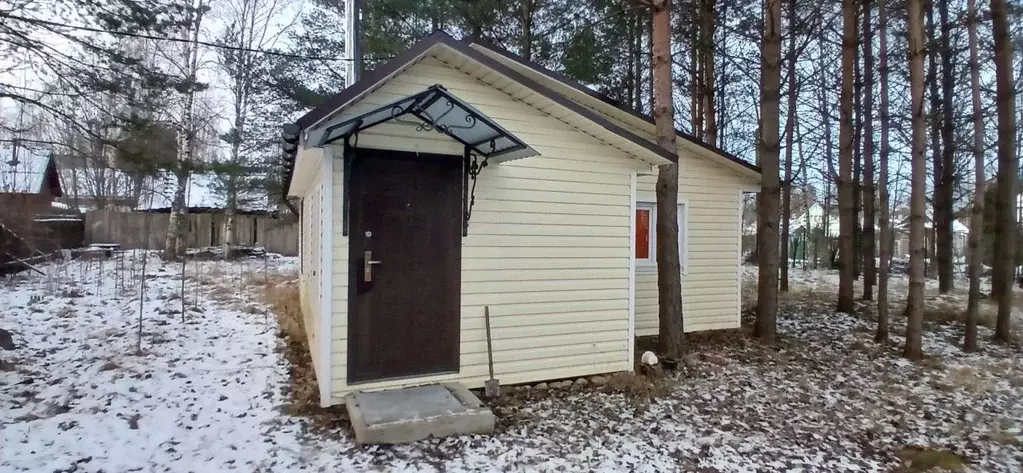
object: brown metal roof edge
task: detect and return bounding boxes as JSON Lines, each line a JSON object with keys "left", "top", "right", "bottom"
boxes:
{"left": 293, "top": 30, "right": 677, "bottom": 165}
{"left": 467, "top": 40, "right": 762, "bottom": 175}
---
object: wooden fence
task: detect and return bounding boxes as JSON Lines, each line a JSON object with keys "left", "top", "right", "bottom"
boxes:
{"left": 85, "top": 209, "right": 298, "bottom": 256}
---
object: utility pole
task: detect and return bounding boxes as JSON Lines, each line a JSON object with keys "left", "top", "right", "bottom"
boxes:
{"left": 345, "top": 0, "right": 362, "bottom": 85}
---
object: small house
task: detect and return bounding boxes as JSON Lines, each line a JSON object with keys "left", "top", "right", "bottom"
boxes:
{"left": 282, "top": 32, "right": 761, "bottom": 406}
{"left": 1, "top": 146, "right": 83, "bottom": 264}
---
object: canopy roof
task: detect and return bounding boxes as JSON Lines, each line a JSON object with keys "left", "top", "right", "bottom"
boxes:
{"left": 317, "top": 85, "right": 535, "bottom": 160}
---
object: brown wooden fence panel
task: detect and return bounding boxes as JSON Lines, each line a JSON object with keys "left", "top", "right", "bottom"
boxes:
{"left": 84, "top": 209, "right": 298, "bottom": 256}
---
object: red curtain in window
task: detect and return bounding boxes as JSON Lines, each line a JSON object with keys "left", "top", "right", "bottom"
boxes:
{"left": 635, "top": 208, "right": 651, "bottom": 259}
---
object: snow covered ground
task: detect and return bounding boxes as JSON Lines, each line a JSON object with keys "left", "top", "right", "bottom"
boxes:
{"left": 2, "top": 256, "right": 1021, "bottom": 472}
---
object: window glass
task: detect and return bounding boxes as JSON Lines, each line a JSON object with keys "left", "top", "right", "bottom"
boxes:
{"left": 636, "top": 208, "right": 651, "bottom": 259}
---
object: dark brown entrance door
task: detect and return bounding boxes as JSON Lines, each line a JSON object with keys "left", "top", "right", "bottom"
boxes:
{"left": 347, "top": 149, "right": 462, "bottom": 383}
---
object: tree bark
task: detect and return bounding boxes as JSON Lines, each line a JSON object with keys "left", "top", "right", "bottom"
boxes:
{"left": 991, "top": 0, "right": 1017, "bottom": 343}
{"left": 700, "top": 0, "right": 717, "bottom": 145}
{"left": 520, "top": 0, "right": 534, "bottom": 61}
{"left": 876, "top": 0, "right": 891, "bottom": 342}
{"left": 964, "top": 0, "right": 984, "bottom": 352}
{"left": 837, "top": 0, "right": 857, "bottom": 314}
{"left": 164, "top": 2, "right": 204, "bottom": 261}
{"left": 936, "top": 0, "right": 955, "bottom": 292}
{"left": 925, "top": 1, "right": 942, "bottom": 281}
{"left": 755, "top": 0, "right": 782, "bottom": 342}
{"left": 780, "top": 0, "right": 797, "bottom": 293}
{"left": 651, "top": 0, "right": 685, "bottom": 358}
{"left": 905, "top": 0, "right": 927, "bottom": 360}
{"left": 861, "top": 0, "right": 876, "bottom": 301}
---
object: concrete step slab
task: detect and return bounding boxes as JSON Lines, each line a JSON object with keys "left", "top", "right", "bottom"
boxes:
{"left": 345, "top": 382, "right": 495, "bottom": 444}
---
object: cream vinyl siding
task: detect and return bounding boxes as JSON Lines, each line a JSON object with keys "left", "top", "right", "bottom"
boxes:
{"left": 298, "top": 171, "right": 323, "bottom": 377}
{"left": 324, "top": 55, "right": 647, "bottom": 402}
{"left": 635, "top": 153, "right": 745, "bottom": 335}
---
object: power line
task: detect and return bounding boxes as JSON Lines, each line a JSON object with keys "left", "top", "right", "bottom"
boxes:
{"left": 1, "top": 13, "right": 393, "bottom": 63}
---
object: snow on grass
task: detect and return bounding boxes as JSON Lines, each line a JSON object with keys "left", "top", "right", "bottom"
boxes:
{"left": 1, "top": 253, "right": 305, "bottom": 472}
{"left": 2, "top": 257, "right": 1021, "bottom": 472}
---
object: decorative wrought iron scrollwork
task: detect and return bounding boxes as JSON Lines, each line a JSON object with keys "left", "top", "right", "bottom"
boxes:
{"left": 462, "top": 150, "right": 490, "bottom": 236}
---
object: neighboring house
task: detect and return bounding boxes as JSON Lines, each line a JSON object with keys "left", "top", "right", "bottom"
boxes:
{"left": 282, "top": 32, "right": 761, "bottom": 406}
{"left": 0, "top": 146, "right": 63, "bottom": 215}
{"left": 0, "top": 146, "right": 82, "bottom": 263}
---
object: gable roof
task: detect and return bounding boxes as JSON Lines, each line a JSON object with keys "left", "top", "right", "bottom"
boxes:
{"left": 288, "top": 31, "right": 761, "bottom": 196}
{"left": 467, "top": 40, "right": 761, "bottom": 177}
{"left": 0, "top": 146, "right": 62, "bottom": 196}
{"left": 296, "top": 32, "right": 677, "bottom": 166}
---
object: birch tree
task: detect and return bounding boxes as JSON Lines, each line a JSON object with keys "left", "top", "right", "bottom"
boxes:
{"left": 163, "top": 0, "right": 208, "bottom": 260}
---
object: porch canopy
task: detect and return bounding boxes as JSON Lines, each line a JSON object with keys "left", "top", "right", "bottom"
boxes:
{"left": 316, "top": 84, "right": 537, "bottom": 162}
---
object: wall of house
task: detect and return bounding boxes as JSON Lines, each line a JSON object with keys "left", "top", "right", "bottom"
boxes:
{"left": 298, "top": 171, "right": 323, "bottom": 378}
{"left": 324, "top": 55, "right": 651, "bottom": 403}
{"left": 634, "top": 156, "right": 746, "bottom": 336}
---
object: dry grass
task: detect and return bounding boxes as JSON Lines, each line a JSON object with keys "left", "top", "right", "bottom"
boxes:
{"left": 602, "top": 372, "right": 671, "bottom": 400}
{"left": 263, "top": 276, "right": 349, "bottom": 429}
{"left": 896, "top": 446, "right": 967, "bottom": 472}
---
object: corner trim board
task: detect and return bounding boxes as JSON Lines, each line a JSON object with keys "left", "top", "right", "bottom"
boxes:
{"left": 319, "top": 146, "right": 335, "bottom": 406}
{"left": 627, "top": 171, "right": 637, "bottom": 370}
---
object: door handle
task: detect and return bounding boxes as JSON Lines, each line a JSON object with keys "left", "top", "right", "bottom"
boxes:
{"left": 364, "top": 250, "right": 381, "bottom": 282}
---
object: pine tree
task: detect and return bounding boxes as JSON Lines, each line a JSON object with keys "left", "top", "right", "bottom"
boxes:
{"left": 990, "top": 0, "right": 1017, "bottom": 343}
{"left": 650, "top": 0, "right": 685, "bottom": 358}
{"left": 837, "top": 0, "right": 857, "bottom": 314}
{"left": 963, "top": 0, "right": 984, "bottom": 352}
{"left": 905, "top": 0, "right": 927, "bottom": 360}
{"left": 756, "top": 0, "right": 782, "bottom": 342}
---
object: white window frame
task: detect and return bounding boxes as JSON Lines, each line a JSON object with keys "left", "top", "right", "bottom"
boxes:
{"left": 635, "top": 201, "right": 688, "bottom": 275}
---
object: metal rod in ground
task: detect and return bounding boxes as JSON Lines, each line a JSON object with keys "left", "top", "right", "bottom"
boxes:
{"left": 483, "top": 305, "right": 500, "bottom": 398}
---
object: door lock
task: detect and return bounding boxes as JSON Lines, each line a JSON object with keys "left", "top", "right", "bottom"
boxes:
{"left": 364, "top": 250, "right": 382, "bottom": 282}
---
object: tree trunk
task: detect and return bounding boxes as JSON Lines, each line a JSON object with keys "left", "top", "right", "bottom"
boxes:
{"left": 936, "top": 0, "right": 955, "bottom": 292}
{"left": 964, "top": 0, "right": 984, "bottom": 352}
{"left": 700, "top": 0, "right": 717, "bottom": 145}
{"left": 651, "top": 0, "right": 685, "bottom": 359}
{"left": 905, "top": 0, "right": 927, "bottom": 360}
{"left": 164, "top": 2, "right": 204, "bottom": 261}
{"left": 876, "top": 0, "right": 891, "bottom": 342}
{"left": 862, "top": 0, "right": 876, "bottom": 301}
{"left": 755, "top": 0, "right": 782, "bottom": 342}
{"left": 520, "top": 0, "right": 533, "bottom": 61}
{"left": 926, "top": 1, "right": 942, "bottom": 281}
{"left": 852, "top": 14, "right": 862, "bottom": 281}
{"left": 991, "top": 0, "right": 1017, "bottom": 343}
{"left": 780, "top": 0, "right": 797, "bottom": 293}
{"left": 837, "top": 0, "right": 857, "bottom": 314}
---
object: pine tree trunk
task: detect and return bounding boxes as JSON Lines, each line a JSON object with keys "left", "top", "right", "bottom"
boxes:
{"left": 837, "top": 0, "right": 857, "bottom": 314}
{"left": 779, "top": 0, "right": 797, "bottom": 293}
{"left": 651, "top": 0, "right": 685, "bottom": 359}
{"left": 926, "top": 1, "right": 943, "bottom": 281}
{"left": 964, "top": 0, "right": 984, "bottom": 352}
{"left": 700, "top": 0, "right": 717, "bottom": 145}
{"left": 991, "top": 0, "right": 1017, "bottom": 343}
{"left": 936, "top": 0, "right": 955, "bottom": 292}
{"left": 905, "top": 0, "right": 927, "bottom": 360}
{"left": 520, "top": 0, "right": 533, "bottom": 61}
{"left": 876, "top": 0, "right": 891, "bottom": 342}
{"left": 755, "top": 0, "right": 782, "bottom": 342}
{"left": 852, "top": 19, "right": 863, "bottom": 281}
{"left": 862, "top": 0, "right": 876, "bottom": 301}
